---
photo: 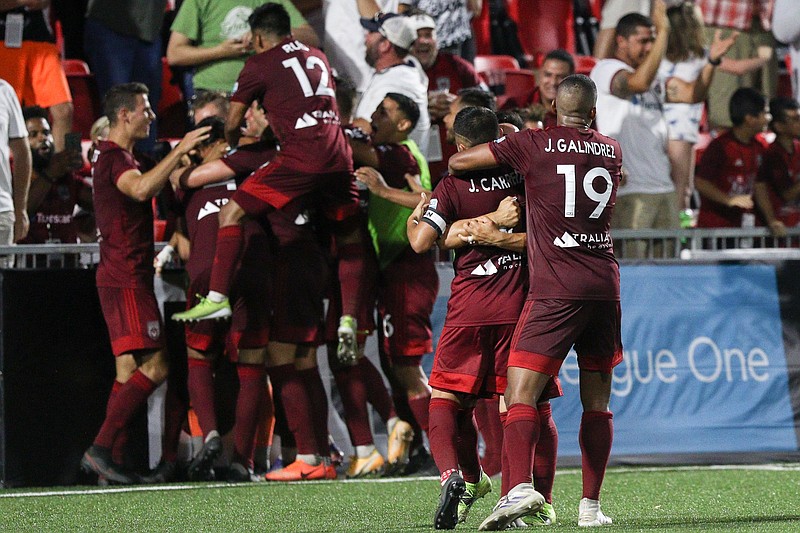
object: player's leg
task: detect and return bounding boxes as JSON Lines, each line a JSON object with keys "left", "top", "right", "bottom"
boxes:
{"left": 185, "top": 348, "right": 223, "bottom": 481}
{"left": 429, "top": 389, "right": 467, "bottom": 530}
{"left": 577, "top": 370, "right": 614, "bottom": 527}
{"left": 294, "top": 346, "right": 336, "bottom": 479}
{"left": 226, "top": 346, "right": 268, "bottom": 482}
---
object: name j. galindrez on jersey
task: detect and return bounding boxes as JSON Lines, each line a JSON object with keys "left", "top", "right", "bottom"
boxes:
{"left": 543, "top": 137, "right": 615, "bottom": 158}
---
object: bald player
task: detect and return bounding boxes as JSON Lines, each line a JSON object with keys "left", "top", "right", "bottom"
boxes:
{"left": 449, "top": 74, "right": 623, "bottom": 530}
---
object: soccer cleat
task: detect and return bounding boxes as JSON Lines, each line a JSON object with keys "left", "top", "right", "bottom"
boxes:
{"left": 187, "top": 433, "right": 222, "bottom": 482}
{"left": 478, "top": 483, "right": 545, "bottom": 531}
{"left": 530, "top": 502, "right": 556, "bottom": 526}
{"left": 578, "top": 498, "right": 612, "bottom": 527}
{"left": 386, "top": 419, "right": 414, "bottom": 472}
{"left": 172, "top": 295, "right": 231, "bottom": 322}
{"left": 324, "top": 460, "right": 338, "bottom": 480}
{"left": 346, "top": 450, "right": 385, "bottom": 478}
{"left": 336, "top": 315, "right": 358, "bottom": 366}
{"left": 509, "top": 517, "right": 530, "bottom": 528}
{"left": 140, "top": 459, "right": 177, "bottom": 484}
{"left": 80, "top": 445, "right": 138, "bottom": 485}
{"left": 434, "top": 472, "right": 466, "bottom": 529}
{"left": 227, "top": 461, "right": 262, "bottom": 483}
{"left": 458, "top": 470, "right": 493, "bottom": 523}
{"left": 264, "top": 458, "right": 329, "bottom": 481}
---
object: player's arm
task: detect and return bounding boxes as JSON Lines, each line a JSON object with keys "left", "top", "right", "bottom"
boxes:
{"left": 166, "top": 31, "right": 250, "bottom": 67}
{"left": 116, "top": 126, "right": 210, "bottom": 202}
{"left": 350, "top": 137, "right": 379, "bottom": 168}
{"left": 460, "top": 216, "right": 526, "bottom": 253}
{"left": 407, "top": 192, "right": 440, "bottom": 253}
{"left": 225, "top": 101, "right": 249, "bottom": 148}
{"left": 665, "top": 30, "right": 737, "bottom": 104}
{"left": 355, "top": 166, "right": 423, "bottom": 208}
{"left": 9, "top": 136, "right": 31, "bottom": 242}
{"left": 448, "top": 143, "right": 498, "bottom": 175}
{"left": 440, "top": 196, "right": 520, "bottom": 250}
{"left": 609, "top": 0, "right": 669, "bottom": 99}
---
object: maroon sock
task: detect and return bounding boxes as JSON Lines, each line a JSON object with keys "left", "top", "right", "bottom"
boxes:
{"left": 456, "top": 407, "right": 480, "bottom": 483}
{"left": 579, "top": 410, "right": 613, "bottom": 500}
{"left": 106, "top": 381, "right": 127, "bottom": 464}
{"left": 428, "top": 397, "right": 460, "bottom": 475}
{"left": 209, "top": 225, "right": 243, "bottom": 296}
{"left": 474, "top": 397, "right": 503, "bottom": 477}
{"left": 267, "top": 364, "right": 317, "bottom": 455}
{"left": 187, "top": 358, "right": 217, "bottom": 437}
{"left": 234, "top": 364, "right": 266, "bottom": 468}
{"left": 297, "top": 367, "right": 331, "bottom": 455}
{"left": 533, "top": 403, "right": 558, "bottom": 502}
{"left": 503, "top": 403, "right": 539, "bottom": 490}
{"left": 359, "top": 358, "right": 396, "bottom": 421}
{"left": 337, "top": 239, "right": 370, "bottom": 319}
{"left": 499, "top": 411, "right": 509, "bottom": 496}
{"left": 408, "top": 392, "right": 431, "bottom": 434}
{"left": 94, "top": 370, "right": 157, "bottom": 449}
{"left": 332, "top": 365, "right": 373, "bottom": 447}
{"left": 161, "top": 380, "right": 186, "bottom": 463}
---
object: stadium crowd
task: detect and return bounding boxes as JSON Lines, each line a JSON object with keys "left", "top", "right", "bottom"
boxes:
{"left": 1, "top": 0, "right": 799, "bottom": 529}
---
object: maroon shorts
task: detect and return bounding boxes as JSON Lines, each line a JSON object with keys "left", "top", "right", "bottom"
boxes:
{"left": 430, "top": 324, "right": 563, "bottom": 400}
{"left": 185, "top": 228, "right": 271, "bottom": 360}
{"left": 98, "top": 286, "right": 164, "bottom": 356}
{"left": 509, "top": 299, "right": 623, "bottom": 375}
{"left": 270, "top": 244, "right": 329, "bottom": 345}
{"left": 378, "top": 250, "right": 438, "bottom": 358}
{"left": 234, "top": 155, "right": 358, "bottom": 221}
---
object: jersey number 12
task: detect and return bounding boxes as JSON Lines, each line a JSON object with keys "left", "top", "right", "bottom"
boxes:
{"left": 282, "top": 56, "right": 335, "bottom": 97}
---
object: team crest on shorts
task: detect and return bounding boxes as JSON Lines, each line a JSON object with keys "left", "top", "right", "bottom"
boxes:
{"left": 147, "top": 321, "right": 161, "bottom": 340}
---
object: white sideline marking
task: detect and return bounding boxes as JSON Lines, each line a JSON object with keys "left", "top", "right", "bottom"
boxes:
{"left": 3, "top": 464, "right": 800, "bottom": 499}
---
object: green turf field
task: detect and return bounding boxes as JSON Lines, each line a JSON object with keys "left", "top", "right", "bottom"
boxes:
{"left": 1, "top": 465, "right": 799, "bottom": 532}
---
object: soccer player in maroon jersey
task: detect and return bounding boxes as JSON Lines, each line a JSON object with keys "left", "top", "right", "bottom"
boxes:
{"left": 449, "top": 74, "right": 623, "bottom": 529}
{"left": 755, "top": 97, "right": 800, "bottom": 237}
{"left": 407, "top": 107, "right": 562, "bottom": 529}
{"left": 696, "top": 87, "right": 769, "bottom": 232}
{"left": 173, "top": 3, "right": 366, "bottom": 366}
{"left": 80, "top": 82, "right": 210, "bottom": 484}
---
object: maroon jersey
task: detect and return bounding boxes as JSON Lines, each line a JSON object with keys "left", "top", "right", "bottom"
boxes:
{"left": 489, "top": 126, "right": 621, "bottom": 301}
{"left": 231, "top": 38, "right": 352, "bottom": 174}
{"left": 697, "top": 131, "right": 767, "bottom": 228}
{"left": 756, "top": 139, "right": 800, "bottom": 227}
{"left": 423, "top": 167, "right": 526, "bottom": 326}
{"left": 22, "top": 173, "right": 84, "bottom": 244}
{"left": 92, "top": 140, "right": 154, "bottom": 288}
{"left": 426, "top": 52, "right": 483, "bottom": 182}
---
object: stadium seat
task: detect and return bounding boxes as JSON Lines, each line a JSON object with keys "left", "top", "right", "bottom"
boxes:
{"left": 474, "top": 55, "right": 520, "bottom": 94}
{"left": 498, "top": 69, "right": 537, "bottom": 110}
{"left": 157, "top": 57, "right": 187, "bottom": 139}
{"left": 63, "top": 59, "right": 90, "bottom": 76}
{"left": 510, "top": 0, "right": 576, "bottom": 63}
{"left": 574, "top": 55, "right": 598, "bottom": 76}
{"left": 66, "top": 70, "right": 102, "bottom": 139}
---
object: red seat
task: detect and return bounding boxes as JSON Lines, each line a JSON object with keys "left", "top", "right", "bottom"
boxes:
{"left": 574, "top": 55, "right": 598, "bottom": 76}
{"left": 62, "top": 59, "right": 90, "bottom": 76}
{"left": 474, "top": 55, "right": 521, "bottom": 94}
{"left": 157, "top": 57, "right": 187, "bottom": 138}
{"left": 510, "top": 0, "right": 576, "bottom": 63}
{"left": 66, "top": 71, "right": 102, "bottom": 140}
{"left": 498, "top": 69, "right": 537, "bottom": 110}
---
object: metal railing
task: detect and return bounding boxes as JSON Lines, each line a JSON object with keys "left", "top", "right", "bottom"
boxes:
{"left": 2, "top": 227, "right": 800, "bottom": 268}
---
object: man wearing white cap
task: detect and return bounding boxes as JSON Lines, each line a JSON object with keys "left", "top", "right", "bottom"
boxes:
{"left": 353, "top": 13, "right": 432, "bottom": 160}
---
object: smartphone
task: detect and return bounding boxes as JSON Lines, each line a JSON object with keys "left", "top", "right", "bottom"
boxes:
{"left": 65, "top": 132, "right": 82, "bottom": 153}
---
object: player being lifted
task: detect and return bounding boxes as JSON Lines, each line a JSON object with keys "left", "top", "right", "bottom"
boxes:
{"left": 448, "top": 74, "right": 623, "bottom": 530}
{"left": 172, "top": 3, "right": 367, "bottom": 364}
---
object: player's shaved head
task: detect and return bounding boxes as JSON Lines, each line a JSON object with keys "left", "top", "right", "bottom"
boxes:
{"left": 555, "top": 74, "right": 596, "bottom": 119}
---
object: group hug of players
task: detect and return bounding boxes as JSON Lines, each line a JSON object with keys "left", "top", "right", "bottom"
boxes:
{"left": 80, "top": 4, "right": 623, "bottom": 530}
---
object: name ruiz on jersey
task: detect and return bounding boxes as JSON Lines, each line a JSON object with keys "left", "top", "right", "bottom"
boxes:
{"left": 543, "top": 138, "right": 615, "bottom": 158}
{"left": 467, "top": 171, "right": 523, "bottom": 193}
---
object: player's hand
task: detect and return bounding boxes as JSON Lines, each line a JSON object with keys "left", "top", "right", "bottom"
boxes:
{"left": 176, "top": 126, "right": 212, "bottom": 156}
{"left": 768, "top": 219, "right": 787, "bottom": 237}
{"left": 727, "top": 195, "right": 754, "bottom": 210}
{"left": 13, "top": 209, "right": 28, "bottom": 242}
{"left": 651, "top": 0, "right": 669, "bottom": 33}
{"left": 428, "top": 91, "right": 455, "bottom": 121}
{"left": 408, "top": 191, "right": 430, "bottom": 227}
{"left": 241, "top": 101, "right": 268, "bottom": 139}
{"left": 405, "top": 173, "right": 425, "bottom": 193}
{"left": 218, "top": 38, "right": 250, "bottom": 58}
{"left": 154, "top": 245, "right": 175, "bottom": 276}
{"left": 460, "top": 216, "right": 501, "bottom": 246}
{"left": 493, "top": 196, "right": 520, "bottom": 228}
{"left": 354, "top": 166, "right": 389, "bottom": 196}
{"left": 47, "top": 148, "right": 83, "bottom": 177}
{"left": 708, "top": 29, "right": 739, "bottom": 64}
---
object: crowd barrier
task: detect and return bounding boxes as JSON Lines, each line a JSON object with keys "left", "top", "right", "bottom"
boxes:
{"left": 1, "top": 237, "right": 799, "bottom": 485}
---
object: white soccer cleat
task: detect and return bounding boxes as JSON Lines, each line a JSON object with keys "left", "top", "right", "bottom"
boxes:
{"left": 478, "top": 483, "right": 545, "bottom": 531}
{"left": 578, "top": 498, "right": 612, "bottom": 527}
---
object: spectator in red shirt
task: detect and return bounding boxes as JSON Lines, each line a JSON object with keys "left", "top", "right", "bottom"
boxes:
{"left": 755, "top": 96, "right": 800, "bottom": 236}
{"left": 696, "top": 87, "right": 769, "bottom": 229}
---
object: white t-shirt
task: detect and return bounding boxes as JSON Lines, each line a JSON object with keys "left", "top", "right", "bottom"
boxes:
{"left": 591, "top": 58, "right": 673, "bottom": 196}
{"left": 355, "top": 61, "right": 432, "bottom": 160}
{"left": 0, "top": 79, "right": 26, "bottom": 214}
{"left": 658, "top": 53, "right": 706, "bottom": 143}
{"left": 773, "top": 0, "right": 800, "bottom": 102}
